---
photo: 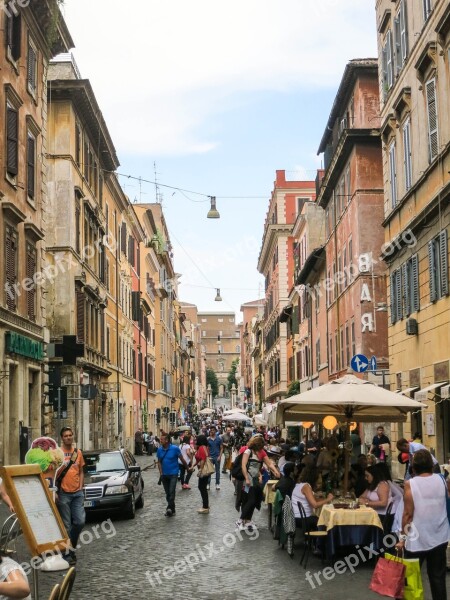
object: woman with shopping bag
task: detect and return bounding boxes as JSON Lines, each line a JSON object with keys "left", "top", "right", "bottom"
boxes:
{"left": 193, "top": 435, "right": 213, "bottom": 514}
{"left": 395, "top": 449, "right": 450, "bottom": 600}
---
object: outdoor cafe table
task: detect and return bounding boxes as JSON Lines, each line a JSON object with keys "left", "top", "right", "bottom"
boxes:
{"left": 317, "top": 505, "right": 384, "bottom": 558}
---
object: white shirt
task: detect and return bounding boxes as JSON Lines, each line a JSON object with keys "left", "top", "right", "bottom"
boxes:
{"left": 179, "top": 443, "right": 192, "bottom": 465}
{"left": 0, "top": 558, "right": 31, "bottom": 600}
{"left": 407, "top": 474, "right": 450, "bottom": 552}
{"left": 291, "top": 482, "right": 313, "bottom": 518}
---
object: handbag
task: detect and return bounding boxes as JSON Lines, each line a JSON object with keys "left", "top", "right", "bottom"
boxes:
{"left": 369, "top": 555, "right": 405, "bottom": 598}
{"left": 385, "top": 553, "right": 423, "bottom": 600}
{"left": 197, "top": 447, "right": 215, "bottom": 478}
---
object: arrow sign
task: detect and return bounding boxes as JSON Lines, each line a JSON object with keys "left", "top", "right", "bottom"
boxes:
{"left": 350, "top": 354, "right": 369, "bottom": 373}
{"left": 370, "top": 356, "right": 377, "bottom": 371}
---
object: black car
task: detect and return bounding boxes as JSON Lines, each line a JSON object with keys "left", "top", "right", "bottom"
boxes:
{"left": 83, "top": 449, "right": 144, "bottom": 519}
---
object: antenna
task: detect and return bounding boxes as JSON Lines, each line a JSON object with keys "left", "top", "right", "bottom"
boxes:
{"left": 154, "top": 162, "right": 162, "bottom": 204}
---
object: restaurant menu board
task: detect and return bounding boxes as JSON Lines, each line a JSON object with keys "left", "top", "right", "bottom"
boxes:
{"left": 0, "top": 465, "right": 69, "bottom": 556}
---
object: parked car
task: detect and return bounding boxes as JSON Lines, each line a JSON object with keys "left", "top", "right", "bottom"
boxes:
{"left": 82, "top": 449, "right": 144, "bottom": 519}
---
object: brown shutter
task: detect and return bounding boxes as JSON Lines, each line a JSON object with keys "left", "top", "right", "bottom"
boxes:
{"left": 27, "top": 44, "right": 37, "bottom": 91}
{"left": 121, "top": 222, "right": 127, "bottom": 255}
{"left": 5, "top": 226, "right": 18, "bottom": 311}
{"left": 6, "top": 106, "right": 18, "bottom": 176}
{"left": 26, "top": 244, "right": 37, "bottom": 321}
{"left": 27, "top": 135, "right": 35, "bottom": 198}
{"left": 12, "top": 14, "right": 21, "bottom": 61}
{"left": 76, "top": 288, "right": 85, "bottom": 343}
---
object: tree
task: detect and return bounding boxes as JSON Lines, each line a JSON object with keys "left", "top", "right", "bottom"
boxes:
{"left": 227, "top": 359, "right": 239, "bottom": 391}
{"left": 286, "top": 380, "right": 300, "bottom": 398}
{"left": 206, "top": 368, "right": 219, "bottom": 398}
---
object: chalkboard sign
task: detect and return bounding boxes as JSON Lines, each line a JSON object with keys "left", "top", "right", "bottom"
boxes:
{"left": 0, "top": 465, "right": 69, "bottom": 556}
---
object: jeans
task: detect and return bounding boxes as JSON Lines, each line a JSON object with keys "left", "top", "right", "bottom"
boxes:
{"left": 56, "top": 490, "right": 86, "bottom": 552}
{"left": 161, "top": 475, "right": 178, "bottom": 512}
{"left": 198, "top": 476, "right": 209, "bottom": 509}
{"left": 406, "top": 542, "right": 448, "bottom": 600}
{"left": 207, "top": 457, "right": 221, "bottom": 486}
{"left": 179, "top": 464, "right": 192, "bottom": 486}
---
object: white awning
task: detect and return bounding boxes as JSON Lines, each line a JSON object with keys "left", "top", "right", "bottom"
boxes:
{"left": 416, "top": 382, "right": 448, "bottom": 395}
{"left": 398, "top": 386, "right": 419, "bottom": 396}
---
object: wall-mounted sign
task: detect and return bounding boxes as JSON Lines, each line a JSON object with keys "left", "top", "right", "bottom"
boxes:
{"left": 425, "top": 413, "right": 435, "bottom": 436}
{"left": 5, "top": 331, "right": 44, "bottom": 360}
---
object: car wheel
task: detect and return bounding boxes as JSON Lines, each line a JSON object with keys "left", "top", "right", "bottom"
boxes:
{"left": 125, "top": 493, "right": 136, "bottom": 519}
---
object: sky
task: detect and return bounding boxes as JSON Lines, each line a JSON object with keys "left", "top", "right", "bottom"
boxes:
{"left": 62, "top": 0, "right": 378, "bottom": 318}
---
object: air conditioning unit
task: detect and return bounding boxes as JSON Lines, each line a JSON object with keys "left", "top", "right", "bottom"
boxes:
{"left": 406, "top": 318, "right": 418, "bottom": 335}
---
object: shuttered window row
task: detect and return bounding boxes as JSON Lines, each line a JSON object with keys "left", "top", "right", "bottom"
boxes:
{"left": 390, "top": 254, "right": 420, "bottom": 324}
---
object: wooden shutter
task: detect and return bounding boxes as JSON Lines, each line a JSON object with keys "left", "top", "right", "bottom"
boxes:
{"left": 439, "top": 229, "right": 448, "bottom": 297}
{"left": 402, "top": 262, "right": 410, "bottom": 317}
{"left": 390, "top": 271, "right": 397, "bottom": 324}
{"left": 100, "top": 311, "right": 105, "bottom": 355}
{"left": 76, "top": 288, "right": 85, "bottom": 342}
{"left": 6, "top": 106, "right": 18, "bottom": 176}
{"left": 27, "top": 134, "right": 35, "bottom": 198}
{"left": 400, "top": 1, "right": 408, "bottom": 62}
{"left": 396, "top": 269, "right": 402, "bottom": 321}
{"left": 26, "top": 244, "right": 36, "bottom": 321}
{"left": 428, "top": 240, "right": 437, "bottom": 302}
{"left": 75, "top": 202, "right": 81, "bottom": 253}
{"left": 121, "top": 222, "right": 127, "bottom": 255}
{"left": 389, "top": 141, "right": 397, "bottom": 207}
{"left": 382, "top": 44, "right": 388, "bottom": 99}
{"left": 426, "top": 79, "right": 438, "bottom": 162}
{"left": 403, "top": 119, "right": 412, "bottom": 191}
{"left": 394, "top": 15, "right": 401, "bottom": 73}
{"left": 75, "top": 124, "right": 81, "bottom": 166}
{"left": 386, "top": 30, "right": 393, "bottom": 89}
{"left": 411, "top": 254, "right": 420, "bottom": 312}
{"left": 27, "top": 44, "right": 37, "bottom": 91}
{"left": 5, "top": 226, "right": 17, "bottom": 311}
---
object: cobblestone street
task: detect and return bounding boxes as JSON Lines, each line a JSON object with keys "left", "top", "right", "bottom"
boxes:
{"left": 1, "top": 456, "right": 446, "bottom": 599}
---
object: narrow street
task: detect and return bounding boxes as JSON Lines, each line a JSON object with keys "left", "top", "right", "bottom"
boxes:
{"left": 1, "top": 455, "right": 441, "bottom": 600}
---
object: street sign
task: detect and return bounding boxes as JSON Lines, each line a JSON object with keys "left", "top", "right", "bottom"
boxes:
{"left": 350, "top": 354, "right": 369, "bottom": 373}
{"left": 370, "top": 356, "right": 377, "bottom": 371}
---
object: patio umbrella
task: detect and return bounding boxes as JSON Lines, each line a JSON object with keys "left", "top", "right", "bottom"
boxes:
{"left": 277, "top": 374, "right": 427, "bottom": 491}
{"left": 223, "top": 408, "right": 247, "bottom": 414}
{"left": 199, "top": 408, "right": 215, "bottom": 415}
{"left": 223, "top": 413, "right": 250, "bottom": 422}
{"left": 253, "top": 414, "right": 267, "bottom": 427}
{"left": 175, "top": 425, "right": 191, "bottom": 432}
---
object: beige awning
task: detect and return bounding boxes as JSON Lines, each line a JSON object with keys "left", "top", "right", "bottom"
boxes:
{"left": 398, "top": 386, "right": 419, "bottom": 396}
{"left": 415, "top": 382, "right": 448, "bottom": 395}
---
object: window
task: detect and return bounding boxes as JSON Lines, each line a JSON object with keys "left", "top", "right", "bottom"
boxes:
{"left": 389, "top": 141, "right": 397, "bottom": 208}
{"left": 6, "top": 12, "right": 21, "bottom": 62}
{"left": 403, "top": 255, "right": 420, "bottom": 315}
{"left": 423, "top": 0, "right": 432, "bottom": 22}
{"left": 429, "top": 230, "right": 448, "bottom": 302}
{"left": 382, "top": 30, "right": 394, "bottom": 97}
{"left": 345, "top": 165, "right": 351, "bottom": 203}
{"left": 403, "top": 118, "right": 412, "bottom": 191}
{"left": 394, "top": 1, "right": 408, "bottom": 73}
{"left": 335, "top": 331, "right": 339, "bottom": 371}
{"left": 297, "top": 197, "right": 309, "bottom": 215}
{"left": 6, "top": 103, "right": 18, "bottom": 178}
{"left": 351, "top": 320, "right": 356, "bottom": 356}
{"left": 5, "top": 225, "right": 18, "bottom": 311}
{"left": 340, "top": 327, "right": 344, "bottom": 370}
{"left": 345, "top": 324, "right": 350, "bottom": 366}
{"left": 27, "top": 132, "right": 36, "bottom": 199}
{"left": 425, "top": 79, "right": 439, "bottom": 163}
{"left": 218, "top": 318, "right": 223, "bottom": 322}
{"left": 27, "top": 40, "right": 37, "bottom": 95}
{"left": 75, "top": 123, "right": 82, "bottom": 167}
{"left": 329, "top": 337, "right": 333, "bottom": 373}
{"left": 315, "top": 338, "right": 320, "bottom": 371}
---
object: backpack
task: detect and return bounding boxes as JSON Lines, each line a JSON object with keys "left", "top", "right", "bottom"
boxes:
{"left": 231, "top": 452, "right": 247, "bottom": 480}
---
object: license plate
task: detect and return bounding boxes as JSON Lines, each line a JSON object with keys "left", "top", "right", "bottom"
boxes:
{"left": 84, "top": 500, "right": 95, "bottom": 508}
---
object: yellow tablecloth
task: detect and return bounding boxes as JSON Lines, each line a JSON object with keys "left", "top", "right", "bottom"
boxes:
{"left": 317, "top": 505, "right": 383, "bottom": 531}
{"left": 263, "top": 480, "right": 279, "bottom": 504}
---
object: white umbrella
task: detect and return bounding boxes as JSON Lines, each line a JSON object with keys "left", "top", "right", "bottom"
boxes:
{"left": 253, "top": 414, "right": 267, "bottom": 427}
{"left": 223, "top": 408, "right": 247, "bottom": 414}
{"left": 199, "top": 408, "right": 215, "bottom": 415}
{"left": 223, "top": 413, "right": 250, "bottom": 422}
{"left": 277, "top": 374, "right": 427, "bottom": 491}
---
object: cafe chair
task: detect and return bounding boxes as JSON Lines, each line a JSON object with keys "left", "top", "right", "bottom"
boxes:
{"left": 48, "top": 584, "right": 60, "bottom": 600}
{"left": 59, "top": 566, "right": 76, "bottom": 600}
{"left": 297, "top": 502, "right": 328, "bottom": 569}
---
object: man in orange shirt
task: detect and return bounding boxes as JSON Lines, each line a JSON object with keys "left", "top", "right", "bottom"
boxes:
{"left": 56, "top": 427, "right": 85, "bottom": 564}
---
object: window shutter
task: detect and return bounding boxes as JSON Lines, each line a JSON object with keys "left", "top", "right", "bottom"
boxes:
{"left": 402, "top": 263, "right": 410, "bottom": 317}
{"left": 389, "top": 142, "right": 397, "bottom": 207}
{"left": 76, "top": 288, "right": 85, "bottom": 342}
{"left": 121, "top": 222, "right": 127, "bottom": 255}
{"left": 439, "top": 229, "right": 448, "bottom": 296}
{"left": 395, "top": 269, "right": 402, "bottom": 321}
{"left": 84, "top": 139, "right": 89, "bottom": 180}
{"left": 382, "top": 44, "right": 388, "bottom": 98}
{"left": 428, "top": 240, "right": 437, "bottom": 302}
{"left": 411, "top": 254, "right": 420, "bottom": 312}
{"left": 26, "top": 245, "right": 36, "bottom": 321}
{"left": 386, "top": 30, "right": 393, "bottom": 89}
{"left": 426, "top": 79, "right": 438, "bottom": 162}
{"left": 27, "top": 45, "right": 37, "bottom": 91}
{"left": 394, "top": 16, "right": 401, "bottom": 73}
{"left": 100, "top": 310, "right": 105, "bottom": 355}
{"left": 6, "top": 106, "right": 18, "bottom": 176}
{"left": 27, "top": 135, "right": 36, "bottom": 198}
{"left": 400, "top": 1, "right": 408, "bottom": 62}
{"left": 403, "top": 119, "right": 412, "bottom": 191}
{"left": 5, "top": 227, "right": 18, "bottom": 311}
{"left": 11, "top": 14, "right": 21, "bottom": 61}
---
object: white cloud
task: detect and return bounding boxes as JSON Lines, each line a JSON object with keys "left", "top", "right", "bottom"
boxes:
{"left": 62, "top": 0, "right": 377, "bottom": 157}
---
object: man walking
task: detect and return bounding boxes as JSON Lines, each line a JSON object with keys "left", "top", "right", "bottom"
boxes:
{"left": 207, "top": 426, "right": 223, "bottom": 490}
{"left": 157, "top": 433, "right": 191, "bottom": 516}
{"left": 370, "top": 426, "right": 390, "bottom": 462}
{"left": 56, "top": 427, "right": 85, "bottom": 564}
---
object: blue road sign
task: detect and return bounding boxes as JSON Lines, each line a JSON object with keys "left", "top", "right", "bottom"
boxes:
{"left": 370, "top": 356, "right": 377, "bottom": 371}
{"left": 351, "top": 354, "right": 369, "bottom": 373}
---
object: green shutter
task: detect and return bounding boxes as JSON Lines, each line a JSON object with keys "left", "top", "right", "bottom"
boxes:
{"left": 439, "top": 229, "right": 448, "bottom": 296}
{"left": 428, "top": 240, "right": 437, "bottom": 302}
{"left": 411, "top": 254, "right": 420, "bottom": 312}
